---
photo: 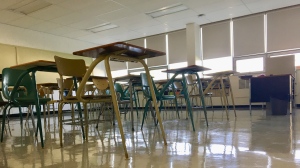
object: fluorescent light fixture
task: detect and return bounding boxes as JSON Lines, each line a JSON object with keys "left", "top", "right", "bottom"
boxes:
{"left": 7, "top": 0, "right": 52, "bottom": 15}
{"left": 86, "top": 23, "right": 118, "bottom": 33}
{"left": 146, "top": 3, "right": 188, "bottom": 18}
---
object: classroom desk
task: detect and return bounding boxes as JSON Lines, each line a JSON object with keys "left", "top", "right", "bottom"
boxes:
{"left": 8, "top": 60, "right": 57, "bottom": 148}
{"left": 204, "top": 70, "right": 236, "bottom": 119}
{"left": 114, "top": 74, "right": 141, "bottom": 131}
{"left": 162, "top": 65, "right": 210, "bottom": 131}
{"left": 73, "top": 42, "right": 167, "bottom": 159}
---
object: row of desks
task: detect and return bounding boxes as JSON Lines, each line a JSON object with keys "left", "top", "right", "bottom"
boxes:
{"left": 3, "top": 42, "right": 236, "bottom": 159}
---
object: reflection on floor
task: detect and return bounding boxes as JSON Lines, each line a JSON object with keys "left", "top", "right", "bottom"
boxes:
{"left": 0, "top": 108, "right": 300, "bottom": 168}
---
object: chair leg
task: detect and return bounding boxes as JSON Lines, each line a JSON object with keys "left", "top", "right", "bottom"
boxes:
{"left": 18, "top": 106, "right": 23, "bottom": 125}
{"left": 58, "top": 102, "right": 63, "bottom": 147}
{"left": 141, "top": 99, "right": 151, "bottom": 130}
{"left": 1, "top": 104, "right": 9, "bottom": 142}
{"left": 134, "top": 98, "right": 139, "bottom": 117}
{"left": 84, "top": 103, "right": 88, "bottom": 142}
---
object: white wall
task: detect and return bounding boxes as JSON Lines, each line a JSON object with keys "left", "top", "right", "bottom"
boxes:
{"left": 0, "top": 23, "right": 97, "bottom": 54}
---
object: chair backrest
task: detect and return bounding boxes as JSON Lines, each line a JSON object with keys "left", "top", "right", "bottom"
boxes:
{"left": 114, "top": 83, "right": 127, "bottom": 99}
{"left": 92, "top": 78, "right": 109, "bottom": 91}
{"left": 56, "top": 78, "right": 74, "bottom": 99}
{"left": 140, "top": 73, "right": 159, "bottom": 98}
{"left": 2, "top": 68, "right": 35, "bottom": 101}
{"left": 54, "top": 56, "right": 86, "bottom": 78}
{"left": 55, "top": 56, "right": 88, "bottom": 100}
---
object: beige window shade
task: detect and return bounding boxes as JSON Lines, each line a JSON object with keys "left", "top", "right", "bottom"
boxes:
{"left": 109, "top": 61, "right": 127, "bottom": 71}
{"left": 168, "top": 30, "right": 187, "bottom": 64}
{"left": 146, "top": 34, "right": 167, "bottom": 67}
{"left": 202, "top": 21, "right": 230, "bottom": 60}
{"left": 127, "top": 38, "right": 144, "bottom": 69}
{"left": 267, "top": 6, "right": 300, "bottom": 52}
{"left": 265, "top": 55, "right": 295, "bottom": 76}
{"left": 233, "top": 14, "right": 264, "bottom": 56}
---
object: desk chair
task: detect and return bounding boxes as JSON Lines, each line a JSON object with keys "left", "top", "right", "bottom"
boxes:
{"left": 54, "top": 56, "right": 112, "bottom": 146}
{"left": 186, "top": 75, "right": 214, "bottom": 111}
{"left": 140, "top": 73, "right": 179, "bottom": 129}
{"left": 114, "top": 83, "right": 139, "bottom": 116}
{"left": 1, "top": 68, "right": 51, "bottom": 142}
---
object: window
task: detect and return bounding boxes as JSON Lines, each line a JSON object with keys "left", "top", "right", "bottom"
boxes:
{"left": 236, "top": 57, "right": 264, "bottom": 73}
{"left": 111, "top": 69, "right": 128, "bottom": 78}
{"left": 168, "top": 62, "right": 187, "bottom": 78}
{"left": 203, "top": 56, "right": 232, "bottom": 74}
{"left": 295, "top": 53, "right": 300, "bottom": 66}
{"left": 150, "top": 68, "right": 167, "bottom": 81}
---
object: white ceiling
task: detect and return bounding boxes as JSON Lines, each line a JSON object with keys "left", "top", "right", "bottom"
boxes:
{"left": 0, "top": 0, "right": 299, "bottom": 45}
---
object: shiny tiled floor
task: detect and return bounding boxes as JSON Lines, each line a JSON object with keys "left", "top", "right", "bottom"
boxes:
{"left": 0, "top": 107, "right": 300, "bottom": 168}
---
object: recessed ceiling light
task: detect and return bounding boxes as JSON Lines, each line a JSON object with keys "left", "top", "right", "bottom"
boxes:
{"left": 146, "top": 3, "right": 189, "bottom": 18}
{"left": 7, "top": 0, "right": 52, "bottom": 15}
{"left": 86, "top": 23, "right": 118, "bottom": 33}
{"left": 198, "top": 14, "right": 205, "bottom": 17}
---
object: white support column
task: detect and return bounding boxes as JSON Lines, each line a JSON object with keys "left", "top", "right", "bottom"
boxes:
{"left": 186, "top": 23, "right": 201, "bottom": 66}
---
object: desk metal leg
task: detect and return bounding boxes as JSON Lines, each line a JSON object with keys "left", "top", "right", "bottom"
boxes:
{"left": 171, "top": 83, "right": 180, "bottom": 118}
{"left": 104, "top": 56, "right": 129, "bottom": 158}
{"left": 181, "top": 73, "right": 195, "bottom": 131}
{"left": 194, "top": 73, "right": 208, "bottom": 127}
{"left": 139, "top": 59, "right": 167, "bottom": 146}
{"left": 32, "top": 71, "right": 44, "bottom": 148}
{"left": 220, "top": 77, "right": 229, "bottom": 120}
{"left": 227, "top": 76, "right": 236, "bottom": 117}
{"left": 129, "top": 80, "right": 134, "bottom": 131}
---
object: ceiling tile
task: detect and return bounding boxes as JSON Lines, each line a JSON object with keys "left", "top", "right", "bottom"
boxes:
{"left": 134, "top": 24, "right": 172, "bottom": 36}
{"left": 205, "top": 5, "right": 251, "bottom": 22}
{"left": 68, "top": 18, "right": 106, "bottom": 30}
{"left": 112, "top": 13, "right": 161, "bottom": 29}
{"left": 0, "top": 10, "right": 24, "bottom": 23}
{"left": 108, "top": 30, "right": 144, "bottom": 41}
{"left": 0, "top": 0, "right": 22, "bottom": 10}
{"left": 28, "top": 5, "right": 72, "bottom": 20}
{"left": 245, "top": 0, "right": 300, "bottom": 13}
{"left": 62, "top": 30, "right": 93, "bottom": 38}
{"left": 76, "top": 33, "right": 116, "bottom": 44}
{"left": 44, "top": 0, "right": 67, "bottom": 5}
{"left": 78, "top": 27, "right": 129, "bottom": 40}
{"left": 188, "top": 0, "right": 244, "bottom": 15}
{"left": 28, "top": 21, "right": 61, "bottom": 32}
{"left": 165, "top": 15, "right": 210, "bottom": 28}
{"left": 80, "top": 1, "right": 124, "bottom": 16}
{"left": 97, "top": 8, "right": 138, "bottom": 22}
{"left": 56, "top": 0, "right": 100, "bottom": 11}
{"left": 50, "top": 11, "right": 91, "bottom": 25}
{"left": 46, "top": 26, "right": 78, "bottom": 36}
{"left": 228, "top": 5, "right": 252, "bottom": 17}
{"left": 7, "top": 16, "right": 44, "bottom": 28}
